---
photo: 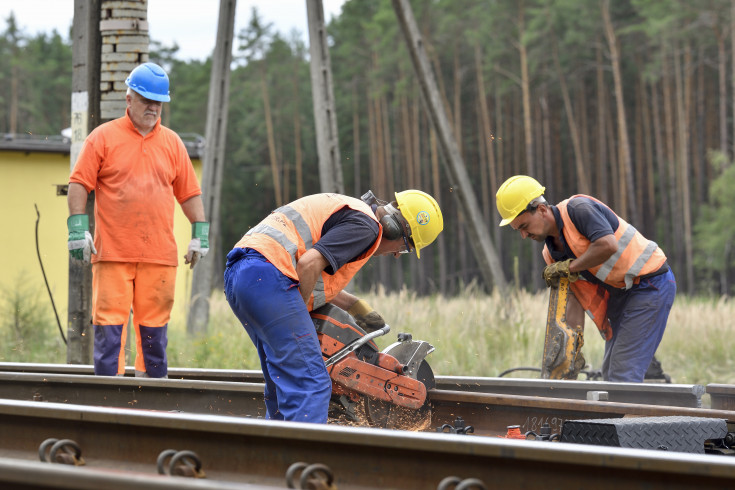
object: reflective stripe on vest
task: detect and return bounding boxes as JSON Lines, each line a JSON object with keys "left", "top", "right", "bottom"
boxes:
{"left": 235, "top": 194, "right": 380, "bottom": 310}
{"left": 556, "top": 195, "right": 666, "bottom": 290}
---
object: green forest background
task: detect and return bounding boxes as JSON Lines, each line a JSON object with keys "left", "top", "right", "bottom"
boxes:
{"left": 3, "top": 0, "right": 735, "bottom": 298}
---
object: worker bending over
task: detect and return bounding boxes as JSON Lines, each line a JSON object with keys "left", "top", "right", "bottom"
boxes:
{"left": 224, "top": 190, "right": 443, "bottom": 423}
{"left": 496, "top": 175, "right": 676, "bottom": 382}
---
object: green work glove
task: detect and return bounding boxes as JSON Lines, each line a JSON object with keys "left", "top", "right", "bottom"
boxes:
{"left": 67, "top": 214, "right": 97, "bottom": 263}
{"left": 348, "top": 299, "right": 386, "bottom": 333}
{"left": 184, "top": 221, "right": 210, "bottom": 269}
{"left": 542, "top": 258, "right": 579, "bottom": 288}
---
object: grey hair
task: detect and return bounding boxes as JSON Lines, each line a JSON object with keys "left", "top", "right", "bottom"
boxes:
{"left": 529, "top": 196, "right": 547, "bottom": 207}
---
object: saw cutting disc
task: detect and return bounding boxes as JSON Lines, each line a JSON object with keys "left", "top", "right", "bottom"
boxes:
{"left": 364, "top": 359, "right": 434, "bottom": 430}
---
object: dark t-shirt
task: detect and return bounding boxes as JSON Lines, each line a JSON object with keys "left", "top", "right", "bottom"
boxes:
{"left": 314, "top": 207, "right": 380, "bottom": 275}
{"left": 546, "top": 196, "right": 618, "bottom": 285}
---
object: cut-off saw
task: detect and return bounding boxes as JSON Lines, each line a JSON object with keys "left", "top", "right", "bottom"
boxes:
{"left": 310, "top": 304, "right": 435, "bottom": 430}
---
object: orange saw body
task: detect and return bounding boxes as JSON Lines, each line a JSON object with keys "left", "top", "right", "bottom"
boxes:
{"left": 310, "top": 304, "right": 435, "bottom": 426}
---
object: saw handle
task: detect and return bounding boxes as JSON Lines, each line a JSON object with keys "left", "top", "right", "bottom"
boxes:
{"left": 324, "top": 325, "right": 391, "bottom": 368}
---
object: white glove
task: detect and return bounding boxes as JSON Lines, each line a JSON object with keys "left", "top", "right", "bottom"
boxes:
{"left": 184, "top": 237, "right": 209, "bottom": 269}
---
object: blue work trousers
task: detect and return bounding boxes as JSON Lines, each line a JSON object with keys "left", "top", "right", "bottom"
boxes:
{"left": 602, "top": 269, "right": 677, "bottom": 382}
{"left": 224, "top": 248, "right": 332, "bottom": 423}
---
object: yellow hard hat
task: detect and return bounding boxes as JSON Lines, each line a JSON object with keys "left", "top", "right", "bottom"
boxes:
{"left": 496, "top": 175, "right": 545, "bottom": 226}
{"left": 395, "top": 189, "right": 443, "bottom": 259}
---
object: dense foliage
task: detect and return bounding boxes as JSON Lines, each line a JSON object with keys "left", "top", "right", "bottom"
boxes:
{"left": 3, "top": 0, "right": 735, "bottom": 296}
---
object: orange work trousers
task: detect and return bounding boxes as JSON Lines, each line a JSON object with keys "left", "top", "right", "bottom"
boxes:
{"left": 92, "top": 261, "right": 176, "bottom": 377}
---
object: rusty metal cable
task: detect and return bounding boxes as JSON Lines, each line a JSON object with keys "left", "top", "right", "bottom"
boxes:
{"left": 34, "top": 204, "right": 66, "bottom": 345}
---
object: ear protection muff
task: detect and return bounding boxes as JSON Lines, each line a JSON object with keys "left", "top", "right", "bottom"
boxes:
{"left": 380, "top": 213, "right": 404, "bottom": 240}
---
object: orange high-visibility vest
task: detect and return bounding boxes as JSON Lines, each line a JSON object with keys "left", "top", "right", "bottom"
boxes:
{"left": 542, "top": 195, "right": 667, "bottom": 340}
{"left": 234, "top": 193, "right": 381, "bottom": 311}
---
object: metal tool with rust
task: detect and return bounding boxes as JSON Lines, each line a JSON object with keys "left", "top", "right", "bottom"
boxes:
{"left": 541, "top": 276, "right": 586, "bottom": 379}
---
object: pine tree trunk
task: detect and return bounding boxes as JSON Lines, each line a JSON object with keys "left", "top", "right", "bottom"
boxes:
{"left": 602, "top": 0, "right": 637, "bottom": 224}
{"left": 430, "top": 127, "right": 447, "bottom": 295}
{"left": 637, "top": 69, "right": 655, "bottom": 236}
{"left": 650, "top": 81, "right": 673, "bottom": 255}
{"left": 596, "top": 41, "right": 609, "bottom": 202}
{"left": 716, "top": 30, "right": 728, "bottom": 156}
{"left": 351, "top": 78, "right": 360, "bottom": 197}
{"left": 605, "top": 94, "right": 619, "bottom": 208}
{"left": 474, "top": 43, "right": 497, "bottom": 222}
{"left": 293, "top": 62, "right": 304, "bottom": 198}
{"left": 476, "top": 101, "right": 490, "bottom": 222}
{"left": 662, "top": 46, "right": 682, "bottom": 277}
{"left": 10, "top": 62, "right": 18, "bottom": 134}
{"left": 382, "top": 95, "right": 395, "bottom": 197}
{"left": 693, "top": 47, "right": 705, "bottom": 206}
{"left": 634, "top": 80, "right": 646, "bottom": 231}
{"left": 732, "top": 0, "right": 735, "bottom": 158}
{"left": 519, "top": 1, "right": 534, "bottom": 177}
{"left": 674, "top": 42, "right": 694, "bottom": 292}
{"left": 552, "top": 31, "right": 590, "bottom": 193}
{"left": 260, "top": 68, "right": 281, "bottom": 207}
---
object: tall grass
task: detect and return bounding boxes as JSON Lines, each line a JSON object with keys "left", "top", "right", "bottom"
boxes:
{"left": 2, "top": 280, "right": 734, "bottom": 387}
{"left": 0, "top": 272, "right": 66, "bottom": 363}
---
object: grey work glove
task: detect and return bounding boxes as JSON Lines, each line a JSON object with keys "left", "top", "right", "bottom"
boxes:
{"left": 347, "top": 299, "right": 386, "bottom": 333}
{"left": 542, "top": 258, "right": 579, "bottom": 288}
{"left": 67, "top": 214, "right": 97, "bottom": 263}
{"left": 184, "top": 222, "right": 210, "bottom": 269}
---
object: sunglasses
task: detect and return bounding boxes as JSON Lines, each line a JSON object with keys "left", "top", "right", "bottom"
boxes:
{"left": 399, "top": 233, "right": 415, "bottom": 254}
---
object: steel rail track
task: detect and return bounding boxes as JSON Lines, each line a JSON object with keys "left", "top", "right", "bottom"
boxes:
{"left": 0, "top": 399, "right": 734, "bottom": 489}
{"left": 0, "top": 362, "right": 723, "bottom": 408}
{"left": 0, "top": 371, "right": 733, "bottom": 439}
{"left": 0, "top": 456, "right": 279, "bottom": 490}
{"left": 429, "top": 389, "right": 735, "bottom": 437}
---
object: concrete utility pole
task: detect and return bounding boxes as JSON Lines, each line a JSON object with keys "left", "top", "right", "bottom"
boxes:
{"left": 306, "top": 0, "right": 344, "bottom": 194}
{"left": 391, "top": 0, "right": 507, "bottom": 292}
{"left": 68, "top": 0, "right": 101, "bottom": 364}
{"left": 188, "top": 0, "right": 237, "bottom": 335}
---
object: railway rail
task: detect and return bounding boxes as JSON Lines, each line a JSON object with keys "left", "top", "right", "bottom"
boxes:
{"left": 0, "top": 398, "right": 734, "bottom": 489}
{"left": 1, "top": 370, "right": 735, "bottom": 437}
{"left": 0, "top": 362, "right": 725, "bottom": 408}
{"left": 1, "top": 364, "right": 735, "bottom": 488}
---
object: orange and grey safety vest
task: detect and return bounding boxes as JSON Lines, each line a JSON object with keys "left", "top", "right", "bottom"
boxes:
{"left": 234, "top": 193, "right": 381, "bottom": 311}
{"left": 542, "top": 195, "right": 667, "bottom": 340}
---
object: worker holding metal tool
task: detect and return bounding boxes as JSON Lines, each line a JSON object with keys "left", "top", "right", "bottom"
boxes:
{"left": 496, "top": 175, "right": 676, "bottom": 382}
{"left": 67, "top": 62, "right": 208, "bottom": 378}
{"left": 224, "top": 190, "right": 443, "bottom": 423}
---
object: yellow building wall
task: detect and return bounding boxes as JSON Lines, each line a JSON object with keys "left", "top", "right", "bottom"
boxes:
{"left": 1, "top": 149, "right": 201, "bottom": 336}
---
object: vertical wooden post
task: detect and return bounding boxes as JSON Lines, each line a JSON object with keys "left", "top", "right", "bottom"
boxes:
{"left": 306, "top": 0, "right": 344, "bottom": 194}
{"left": 187, "top": 0, "right": 237, "bottom": 335}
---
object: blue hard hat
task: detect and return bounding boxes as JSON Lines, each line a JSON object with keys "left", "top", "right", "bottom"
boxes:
{"left": 125, "top": 62, "right": 171, "bottom": 102}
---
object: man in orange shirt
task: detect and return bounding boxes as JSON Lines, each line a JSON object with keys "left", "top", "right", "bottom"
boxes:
{"left": 67, "top": 62, "right": 208, "bottom": 378}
